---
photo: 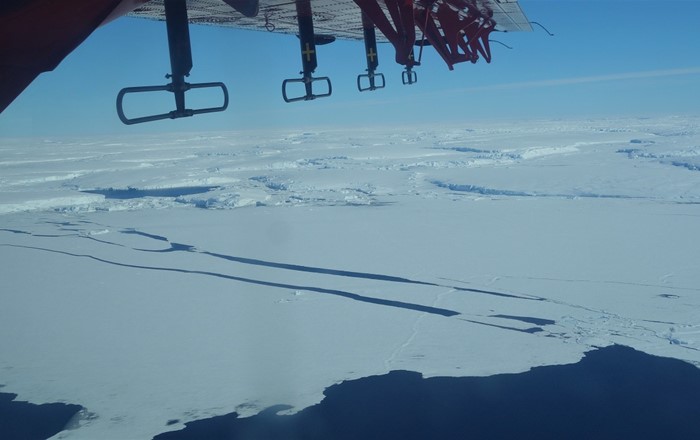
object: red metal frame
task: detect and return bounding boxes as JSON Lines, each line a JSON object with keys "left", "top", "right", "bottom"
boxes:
{"left": 353, "top": 0, "right": 496, "bottom": 71}
{"left": 353, "top": 0, "right": 417, "bottom": 68}
{"left": 415, "top": 1, "right": 495, "bottom": 70}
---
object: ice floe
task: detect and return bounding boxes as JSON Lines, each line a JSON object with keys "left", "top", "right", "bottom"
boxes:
{"left": 1, "top": 116, "right": 699, "bottom": 439}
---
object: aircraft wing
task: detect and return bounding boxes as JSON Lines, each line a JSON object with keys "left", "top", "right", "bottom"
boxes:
{"left": 127, "top": 0, "right": 532, "bottom": 40}
{"left": 1, "top": 0, "right": 532, "bottom": 120}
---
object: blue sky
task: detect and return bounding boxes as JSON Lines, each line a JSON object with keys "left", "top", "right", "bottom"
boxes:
{"left": 1, "top": 0, "right": 699, "bottom": 137}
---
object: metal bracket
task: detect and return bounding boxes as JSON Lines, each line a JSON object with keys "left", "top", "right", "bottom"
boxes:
{"left": 414, "top": 1, "right": 495, "bottom": 69}
{"left": 353, "top": 0, "right": 418, "bottom": 68}
{"left": 282, "top": 0, "right": 332, "bottom": 103}
{"left": 357, "top": 12, "right": 385, "bottom": 92}
{"left": 354, "top": 0, "right": 497, "bottom": 71}
{"left": 357, "top": 72, "right": 386, "bottom": 92}
{"left": 116, "top": 82, "right": 228, "bottom": 125}
{"left": 115, "top": 0, "right": 228, "bottom": 124}
{"left": 282, "top": 76, "right": 332, "bottom": 103}
{"left": 402, "top": 68, "right": 417, "bottom": 85}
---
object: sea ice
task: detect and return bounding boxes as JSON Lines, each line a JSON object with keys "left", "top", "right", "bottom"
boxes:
{"left": 1, "top": 116, "right": 699, "bottom": 439}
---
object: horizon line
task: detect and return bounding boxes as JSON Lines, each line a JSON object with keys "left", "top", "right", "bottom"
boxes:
{"left": 457, "top": 66, "right": 700, "bottom": 93}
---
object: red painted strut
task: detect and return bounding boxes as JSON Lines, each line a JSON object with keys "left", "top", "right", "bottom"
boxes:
{"left": 415, "top": 0, "right": 495, "bottom": 70}
{"left": 354, "top": 0, "right": 496, "bottom": 71}
{"left": 353, "top": 0, "right": 417, "bottom": 68}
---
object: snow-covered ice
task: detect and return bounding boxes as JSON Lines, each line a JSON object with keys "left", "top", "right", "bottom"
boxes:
{"left": 1, "top": 116, "right": 699, "bottom": 439}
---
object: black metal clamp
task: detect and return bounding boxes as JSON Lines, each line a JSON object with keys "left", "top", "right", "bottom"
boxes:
{"left": 116, "top": 0, "right": 228, "bottom": 124}
{"left": 282, "top": 0, "right": 332, "bottom": 103}
{"left": 402, "top": 67, "right": 418, "bottom": 85}
{"left": 357, "top": 72, "right": 385, "bottom": 92}
{"left": 357, "top": 12, "right": 385, "bottom": 92}
{"left": 402, "top": 47, "right": 418, "bottom": 85}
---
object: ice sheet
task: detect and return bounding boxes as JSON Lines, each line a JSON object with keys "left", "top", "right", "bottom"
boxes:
{"left": 1, "top": 116, "right": 699, "bottom": 439}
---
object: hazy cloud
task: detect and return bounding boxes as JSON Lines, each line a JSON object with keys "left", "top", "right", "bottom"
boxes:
{"left": 459, "top": 67, "right": 700, "bottom": 93}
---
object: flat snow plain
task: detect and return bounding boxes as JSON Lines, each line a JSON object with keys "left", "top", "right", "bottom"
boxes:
{"left": 1, "top": 116, "right": 700, "bottom": 439}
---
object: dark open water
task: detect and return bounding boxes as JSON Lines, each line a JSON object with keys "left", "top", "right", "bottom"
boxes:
{"left": 0, "top": 392, "right": 81, "bottom": 440}
{"left": 154, "top": 345, "right": 700, "bottom": 440}
{"left": 2, "top": 345, "right": 699, "bottom": 439}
